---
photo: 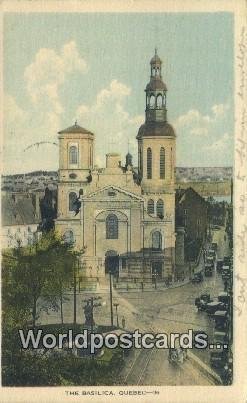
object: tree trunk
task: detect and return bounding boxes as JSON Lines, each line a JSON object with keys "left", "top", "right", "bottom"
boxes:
{"left": 60, "top": 293, "right": 64, "bottom": 325}
{"left": 32, "top": 295, "right": 37, "bottom": 328}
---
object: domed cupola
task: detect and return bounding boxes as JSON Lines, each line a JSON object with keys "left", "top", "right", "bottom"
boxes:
{"left": 144, "top": 49, "right": 168, "bottom": 124}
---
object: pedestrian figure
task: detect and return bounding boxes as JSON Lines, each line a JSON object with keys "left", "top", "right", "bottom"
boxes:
{"left": 224, "top": 280, "right": 228, "bottom": 292}
{"left": 122, "top": 316, "right": 126, "bottom": 329}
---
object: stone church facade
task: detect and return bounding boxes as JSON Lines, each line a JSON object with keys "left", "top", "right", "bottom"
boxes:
{"left": 56, "top": 51, "right": 176, "bottom": 282}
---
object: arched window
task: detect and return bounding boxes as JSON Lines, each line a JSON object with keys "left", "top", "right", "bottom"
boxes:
{"left": 69, "top": 146, "right": 78, "bottom": 164}
{"left": 157, "top": 199, "right": 164, "bottom": 218}
{"left": 156, "top": 94, "right": 163, "bottom": 108}
{"left": 69, "top": 192, "right": 77, "bottom": 211}
{"left": 152, "top": 231, "right": 162, "bottom": 250}
{"left": 147, "top": 199, "right": 154, "bottom": 214}
{"left": 149, "top": 94, "right": 155, "bottom": 108}
{"left": 63, "top": 230, "right": 74, "bottom": 245}
{"left": 106, "top": 214, "right": 118, "bottom": 239}
{"left": 147, "top": 148, "right": 152, "bottom": 179}
{"left": 160, "top": 147, "right": 165, "bottom": 179}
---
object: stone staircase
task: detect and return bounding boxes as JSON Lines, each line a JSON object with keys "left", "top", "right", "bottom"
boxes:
{"left": 114, "top": 260, "right": 154, "bottom": 290}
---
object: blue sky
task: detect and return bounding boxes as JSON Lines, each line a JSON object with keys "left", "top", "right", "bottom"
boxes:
{"left": 3, "top": 12, "right": 234, "bottom": 174}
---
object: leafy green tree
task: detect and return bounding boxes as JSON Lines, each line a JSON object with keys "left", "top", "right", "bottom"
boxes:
{"left": 43, "top": 242, "right": 85, "bottom": 324}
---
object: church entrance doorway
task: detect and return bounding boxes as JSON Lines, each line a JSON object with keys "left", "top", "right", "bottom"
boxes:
{"left": 105, "top": 250, "right": 119, "bottom": 277}
{"left": 151, "top": 261, "right": 163, "bottom": 282}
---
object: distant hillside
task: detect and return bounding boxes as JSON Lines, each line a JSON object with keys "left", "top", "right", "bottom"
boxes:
{"left": 2, "top": 166, "right": 232, "bottom": 194}
{"left": 2, "top": 167, "right": 232, "bottom": 181}
{"left": 176, "top": 167, "right": 232, "bottom": 182}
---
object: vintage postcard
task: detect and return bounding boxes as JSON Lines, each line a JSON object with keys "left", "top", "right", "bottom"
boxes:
{"left": 1, "top": 0, "right": 247, "bottom": 402}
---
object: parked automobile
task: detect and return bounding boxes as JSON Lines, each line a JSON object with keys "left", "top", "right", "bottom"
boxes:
{"left": 192, "top": 271, "right": 204, "bottom": 283}
{"left": 210, "top": 348, "right": 228, "bottom": 369}
{"left": 218, "top": 292, "right": 230, "bottom": 306}
{"left": 207, "top": 249, "right": 216, "bottom": 259}
{"left": 206, "top": 256, "right": 215, "bottom": 268}
{"left": 205, "top": 264, "right": 213, "bottom": 277}
{"left": 213, "top": 310, "right": 229, "bottom": 330}
{"left": 213, "top": 331, "right": 229, "bottom": 345}
{"left": 222, "top": 266, "right": 231, "bottom": 280}
{"left": 212, "top": 225, "right": 221, "bottom": 230}
{"left": 205, "top": 301, "right": 225, "bottom": 315}
{"left": 217, "top": 259, "right": 224, "bottom": 272}
{"left": 195, "top": 294, "right": 212, "bottom": 311}
{"left": 211, "top": 242, "right": 218, "bottom": 251}
{"left": 223, "top": 256, "right": 231, "bottom": 266}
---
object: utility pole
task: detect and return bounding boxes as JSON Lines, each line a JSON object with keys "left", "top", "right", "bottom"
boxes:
{"left": 73, "top": 259, "right": 77, "bottom": 326}
{"left": 113, "top": 303, "right": 119, "bottom": 327}
{"left": 109, "top": 269, "right": 114, "bottom": 327}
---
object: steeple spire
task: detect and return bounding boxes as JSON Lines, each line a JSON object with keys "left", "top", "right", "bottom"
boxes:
{"left": 145, "top": 50, "right": 167, "bottom": 123}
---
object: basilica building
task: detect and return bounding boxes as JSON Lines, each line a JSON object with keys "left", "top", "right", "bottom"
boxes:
{"left": 56, "top": 51, "right": 176, "bottom": 283}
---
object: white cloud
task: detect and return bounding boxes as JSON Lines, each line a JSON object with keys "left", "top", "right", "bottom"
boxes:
{"left": 4, "top": 94, "right": 28, "bottom": 125}
{"left": 190, "top": 127, "right": 208, "bottom": 136}
{"left": 175, "top": 109, "right": 209, "bottom": 129}
{"left": 75, "top": 79, "right": 144, "bottom": 166}
{"left": 175, "top": 103, "right": 233, "bottom": 166}
{"left": 24, "top": 41, "right": 87, "bottom": 113}
{"left": 204, "top": 132, "right": 231, "bottom": 152}
{"left": 3, "top": 41, "right": 88, "bottom": 174}
{"left": 211, "top": 103, "right": 229, "bottom": 118}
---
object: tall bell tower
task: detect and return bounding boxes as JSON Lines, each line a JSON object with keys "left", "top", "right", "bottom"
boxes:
{"left": 137, "top": 50, "right": 176, "bottom": 195}
{"left": 136, "top": 50, "right": 176, "bottom": 278}
{"left": 57, "top": 121, "right": 94, "bottom": 221}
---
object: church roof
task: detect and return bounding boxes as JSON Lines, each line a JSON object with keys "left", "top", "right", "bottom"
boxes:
{"left": 58, "top": 122, "right": 93, "bottom": 135}
{"left": 146, "top": 77, "right": 167, "bottom": 91}
{"left": 2, "top": 195, "right": 39, "bottom": 226}
{"left": 137, "top": 121, "right": 176, "bottom": 139}
{"left": 176, "top": 187, "right": 206, "bottom": 204}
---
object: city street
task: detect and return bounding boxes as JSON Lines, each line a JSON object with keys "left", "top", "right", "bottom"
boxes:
{"left": 121, "top": 347, "right": 213, "bottom": 386}
{"left": 37, "top": 226, "right": 230, "bottom": 385}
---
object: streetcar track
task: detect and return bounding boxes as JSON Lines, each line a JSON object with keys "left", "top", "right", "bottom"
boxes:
{"left": 122, "top": 292, "right": 161, "bottom": 385}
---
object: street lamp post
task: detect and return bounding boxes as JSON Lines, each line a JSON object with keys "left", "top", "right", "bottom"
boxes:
{"left": 73, "top": 259, "right": 77, "bottom": 326}
{"left": 109, "top": 269, "right": 114, "bottom": 327}
{"left": 113, "top": 303, "right": 119, "bottom": 327}
{"left": 153, "top": 269, "right": 158, "bottom": 289}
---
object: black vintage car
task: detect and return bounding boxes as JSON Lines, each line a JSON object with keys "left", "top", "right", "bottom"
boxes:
{"left": 223, "top": 256, "right": 231, "bottom": 266}
{"left": 211, "top": 242, "right": 218, "bottom": 251}
{"left": 195, "top": 294, "right": 212, "bottom": 311}
{"left": 213, "top": 330, "right": 229, "bottom": 345}
{"left": 205, "top": 301, "right": 225, "bottom": 315}
{"left": 218, "top": 292, "right": 230, "bottom": 306}
{"left": 213, "top": 310, "right": 229, "bottom": 330}
{"left": 222, "top": 266, "right": 231, "bottom": 280}
{"left": 205, "top": 264, "right": 213, "bottom": 277}
{"left": 217, "top": 259, "right": 224, "bottom": 272}
{"left": 192, "top": 271, "right": 203, "bottom": 283}
{"left": 210, "top": 348, "right": 228, "bottom": 369}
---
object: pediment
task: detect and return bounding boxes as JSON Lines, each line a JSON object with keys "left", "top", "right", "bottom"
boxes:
{"left": 82, "top": 186, "right": 143, "bottom": 202}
